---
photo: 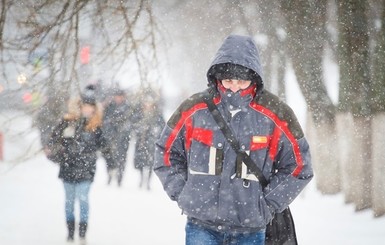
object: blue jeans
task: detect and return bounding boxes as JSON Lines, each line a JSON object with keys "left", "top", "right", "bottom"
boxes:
{"left": 186, "top": 221, "right": 265, "bottom": 245}
{"left": 63, "top": 181, "right": 92, "bottom": 223}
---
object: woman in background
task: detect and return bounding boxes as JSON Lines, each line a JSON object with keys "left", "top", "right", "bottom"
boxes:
{"left": 46, "top": 90, "right": 114, "bottom": 244}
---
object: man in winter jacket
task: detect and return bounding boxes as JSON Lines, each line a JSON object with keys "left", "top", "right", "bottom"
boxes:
{"left": 154, "top": 35, "right": 313, "bottom": 244}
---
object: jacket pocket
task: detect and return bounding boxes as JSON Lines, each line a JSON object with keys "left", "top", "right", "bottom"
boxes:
{"left": 177, "top": 174, "right": 220, "bottom": 220}
{"left": 188, "top": 128, "right": 224, "bottom": 175}
{"left": 227, "top": 179, "right": 270, "bottom": 227}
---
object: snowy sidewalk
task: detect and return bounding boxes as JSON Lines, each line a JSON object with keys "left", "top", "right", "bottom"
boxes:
{"left": 1, "top": 154, "right": 385, "bottom": 245}
{"left": 0, "top": 155, "right": 185, "bottom": 245}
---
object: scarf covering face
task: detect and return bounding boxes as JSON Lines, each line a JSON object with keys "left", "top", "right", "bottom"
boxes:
{"left": 217, "top": 82, "right": 256, "bottom": 111}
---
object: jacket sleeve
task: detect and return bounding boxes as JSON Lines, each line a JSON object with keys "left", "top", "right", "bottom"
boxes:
{"left": 264, "top": 133, "right": 313, "bottom": 213}
{"left": 153, "top": 114, "right": 188, "bottom": 202}
{"left": 48, "top": 119, "right": 66, "bottom": 147}
{"left": 264, "top": 105, "right": 313, "bottom": 212}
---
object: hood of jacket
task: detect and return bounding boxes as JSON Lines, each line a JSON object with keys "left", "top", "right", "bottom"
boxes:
{"left": 207, "top": 35, "right": 264, "bottom": 94}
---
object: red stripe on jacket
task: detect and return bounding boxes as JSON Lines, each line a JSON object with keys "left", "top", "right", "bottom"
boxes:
{"left": 184, "top": 117, "right": 193, "bottom": 150}
{"left": 163, "top": 100, "right": 211, "bottom": 166}
{"left": 269, "top": 126, "right": 282, "bottom": 161}
{"left": 191, "top": 128, "right": 213, "bottom": 146}
{"left": 250, "top": 102, "right": 304, "bottom": 177}
{"left": 164, "top": 96, "right": 221, "bottom": 166}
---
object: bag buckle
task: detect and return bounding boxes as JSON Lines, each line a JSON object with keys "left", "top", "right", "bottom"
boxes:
{"left": 243, "top": 179, "right": 250, "bottom": 188}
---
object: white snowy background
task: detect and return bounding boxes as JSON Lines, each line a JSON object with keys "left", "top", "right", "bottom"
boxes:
{"left": 1, "top": 63, "right": 385, "bottom": 245}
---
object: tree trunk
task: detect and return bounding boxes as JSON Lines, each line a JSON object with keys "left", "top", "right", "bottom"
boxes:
{"left": 370, "top": 0, "right": 385, "bottom": 216}
{"left": 307, "top": 111, "right": 340, "bottom": 194}
{"left": 336, "top": 113, "right": 355, "bottom": 203}
{"left": 257, "top": 1, "right": 287, "bottom": 100}
{"left": 337, "top": 0, "right": 372, "bottom": 210}
{"left": 281, "top": 0, "right": 339, "bottom": 194}
{"left": 372, "top": 114, "right": 385, "bottom": 217}
{"left": 351, "top": 117, "right": 372, "bottom": 211}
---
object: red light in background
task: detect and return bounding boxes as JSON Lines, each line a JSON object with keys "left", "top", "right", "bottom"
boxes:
{"left": 23, "top": 92, "right": 33, "bottom": 104}
{"left": 80, "top": 46, "right": 90, "bottom": 64}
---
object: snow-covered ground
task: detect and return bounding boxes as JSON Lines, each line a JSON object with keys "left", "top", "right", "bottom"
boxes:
{"left": 1, "top": 114, "right": 385, "bottom": 245}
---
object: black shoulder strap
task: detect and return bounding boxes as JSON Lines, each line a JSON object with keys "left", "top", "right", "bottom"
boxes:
{"left": 203, "top": 93, "right": 268, "bottom": 187}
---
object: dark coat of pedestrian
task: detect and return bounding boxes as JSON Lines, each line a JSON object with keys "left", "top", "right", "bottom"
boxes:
{"left": 102, "top": 88, "right": 133, "bottom": 186}
{"left": 46, "top": 92, "right": 114, "bottom": 244}
{"left": 133, "top": 95, "right": 165, "bottom": 190}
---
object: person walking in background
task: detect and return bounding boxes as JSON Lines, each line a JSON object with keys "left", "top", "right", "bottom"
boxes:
{"left": 133, "top": 94, "right": 165, "bottom": 190}
{"left": 102, "top": 88, "right": 132, "bottom": 186}
{"left": 45, "top": 89, "right": 114, "bottom": 244}
{"left": 154, "top": 35, "right": 313, "bottom": 244}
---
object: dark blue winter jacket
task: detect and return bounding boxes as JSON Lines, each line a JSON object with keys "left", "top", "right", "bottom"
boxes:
{"left": 154, "top": 35, "right": 313, "bottom": 232}
{"left": 50, "top": 117, "right": 113, "bottom": 183}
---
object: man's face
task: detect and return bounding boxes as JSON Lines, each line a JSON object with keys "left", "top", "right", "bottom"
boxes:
{"left": 221, "top": 79, "right": 252, "bottom": 93}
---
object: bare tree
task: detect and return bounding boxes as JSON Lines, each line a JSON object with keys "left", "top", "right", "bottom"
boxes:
{"left": 0, "top": 0, "right": 161, "bottom": 153}
{"left": 280, "top": 0, "right": 340, "bottom": 194}
{"left": 370, "top": 0, "right": 385, "bottom": 217}
{"left": 337, "top": 0, "right": 372, "bottom": 210}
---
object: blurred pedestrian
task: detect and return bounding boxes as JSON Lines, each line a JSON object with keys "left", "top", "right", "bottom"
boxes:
{"left": 84, "top": 81, "right": 107, "bottom": 103}
{"left": 45, "top": 90, "right": 114, "bottom": 244}
{"left": 154, "top": 35, "right": 313, "bottom": 244}
{"left": 102, "top": 88, "right": 133, "bottom": 186}
{"left": 133, "top": 94, "right": 165, "bottom": 190}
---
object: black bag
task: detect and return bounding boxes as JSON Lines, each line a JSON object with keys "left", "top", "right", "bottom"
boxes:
{"left": 45, "top": 143, "right": 65, "bottom": 164}
{"left": 266, "top": 208, "right": 298, "bottom": 245}
{"left": 203, "top": 93, "right": 298, "bottom": 244}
